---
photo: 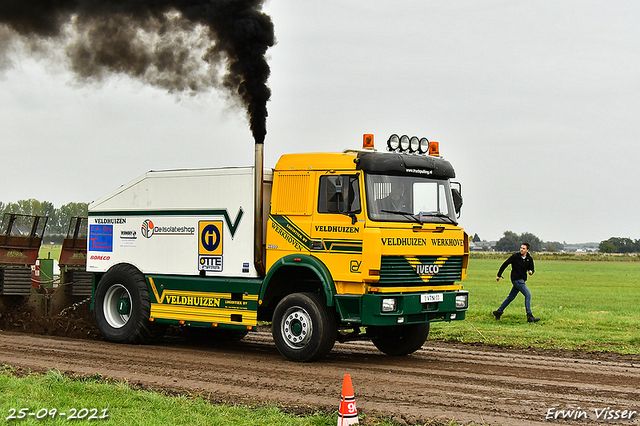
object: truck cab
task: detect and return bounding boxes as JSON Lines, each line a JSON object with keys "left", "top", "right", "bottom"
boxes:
{"left": 261, "top": 135, "right": 469, "bottom": 360}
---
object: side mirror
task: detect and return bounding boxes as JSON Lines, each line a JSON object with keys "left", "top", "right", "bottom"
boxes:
{"left": 451, "top": 183, "right": 463, "bottom": 217}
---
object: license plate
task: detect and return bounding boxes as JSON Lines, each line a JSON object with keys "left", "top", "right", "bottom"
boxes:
{"left": 420, "top": 293, "right": 443, "bottom": 303}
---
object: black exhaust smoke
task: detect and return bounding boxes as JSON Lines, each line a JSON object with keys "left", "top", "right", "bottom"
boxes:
{"left": 0, "top": 0, "right": 274, "bottom": 144}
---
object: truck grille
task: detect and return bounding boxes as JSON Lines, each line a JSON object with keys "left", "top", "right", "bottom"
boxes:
{"left": 378, "top": 255, "right": 463, "bottom": 286}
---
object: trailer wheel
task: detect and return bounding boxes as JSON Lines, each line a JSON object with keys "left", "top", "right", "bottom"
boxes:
{"left": 370, "top": 323, "right": 430, "bottom": 356}
{"left": 272, "top": 293, "right": 337, "bottom": 362}
{"left": 94, "top": 263, "right": 166, "bottom": 344}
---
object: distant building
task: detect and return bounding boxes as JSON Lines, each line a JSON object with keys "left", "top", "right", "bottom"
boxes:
{"left": 470, "top": 241, "right": 497, "bottom": 251}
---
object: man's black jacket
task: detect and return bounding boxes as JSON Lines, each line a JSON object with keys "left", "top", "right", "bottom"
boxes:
{"left": 497, "top": 252, "right": 535, "bottom": 281}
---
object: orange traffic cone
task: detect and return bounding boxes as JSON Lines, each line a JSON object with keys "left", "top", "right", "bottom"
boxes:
{"left": 337, "top": 374, "right": 358, "bottom": 425}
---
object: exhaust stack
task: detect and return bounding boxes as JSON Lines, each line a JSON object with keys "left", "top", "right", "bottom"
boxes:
{"left": 254, "top": 142, "right": 265, "bottom": 276}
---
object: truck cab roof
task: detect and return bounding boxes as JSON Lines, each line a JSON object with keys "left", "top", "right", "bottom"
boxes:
{"left": 275, "top": 150, "right": 455, "bottom": 179}
{"left": 275, "top": 151, "right": 359, "bottom": 172}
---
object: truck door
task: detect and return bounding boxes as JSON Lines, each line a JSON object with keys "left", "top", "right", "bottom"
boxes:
{"left": 311, "top": 173, "right": 364, "bottom": 291}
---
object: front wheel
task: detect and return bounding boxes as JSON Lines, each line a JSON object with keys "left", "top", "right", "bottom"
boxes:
{"left": 370, "top": 323, "right": 430, "bottom": 356}
{"left": 94, "top": 263, "right": 166, "bottom": 344}
{"left": 272, "top": 293, "right": 337, "bottom": 362}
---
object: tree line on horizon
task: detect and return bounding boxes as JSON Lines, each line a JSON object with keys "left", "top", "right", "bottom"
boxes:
{"left": 474, "top": 231, "right": 637, "bottom": 253}
{"left": 0, "top": 199, "right": 88, "bottom": 237}
{"left": 598, "top": 237, "right": 640, "bottom": 254}
{"left": 473, "top": 231, "right": 562, "bottom": 252}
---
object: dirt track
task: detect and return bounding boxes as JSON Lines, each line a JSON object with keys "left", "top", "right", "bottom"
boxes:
{"left": 1, "top": 323, "right": 639, "bottom": 426}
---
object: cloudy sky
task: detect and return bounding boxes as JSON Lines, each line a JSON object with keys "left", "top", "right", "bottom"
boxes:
{"left": 1, "top": 1, "right": 639, "bottom": 244}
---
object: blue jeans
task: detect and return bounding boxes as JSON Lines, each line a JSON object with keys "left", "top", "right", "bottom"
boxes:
{"left": 498, "top": 279, "right": 532, "bottom": 314}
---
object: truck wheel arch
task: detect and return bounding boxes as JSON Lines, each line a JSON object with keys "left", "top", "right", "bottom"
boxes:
{"left": 259, "top": 255, "right": 336, "bottom": 318}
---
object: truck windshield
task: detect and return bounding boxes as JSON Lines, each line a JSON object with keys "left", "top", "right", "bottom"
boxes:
{"left": 365, "top": 174, "right": 457, "bottom": 224}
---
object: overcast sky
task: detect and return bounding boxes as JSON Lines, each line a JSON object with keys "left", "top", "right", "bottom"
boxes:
{"left": 1, "top": 1, "right": 639, "bottom": 244}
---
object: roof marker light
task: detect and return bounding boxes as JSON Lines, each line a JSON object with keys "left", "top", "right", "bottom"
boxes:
{"left": 363, "top": 134, "right": 374, "bottom": 149}
{"left": 419, "top": 137, "right": 429, "bottom": 154}
{"left": 429, "top": 141, "right": 440, "bottom": 156}
{"left": 400, "top": 135, "right": 410, "bottom": 151}
{"left": 386, "top": 134, "right": 437, "bottom": 155}
{"left": 410, "top": 136, "right": 419, "bottom": 152}
{"left": 387, "top": 134, "right": 400, "bottom": 151}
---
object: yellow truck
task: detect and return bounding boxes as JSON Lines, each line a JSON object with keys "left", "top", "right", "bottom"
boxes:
{"left": 88, "top": 134, "right": 469, "bottom": 361}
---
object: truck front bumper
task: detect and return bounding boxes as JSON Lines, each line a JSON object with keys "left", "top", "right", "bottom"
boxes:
{"left": 335, "top": 290, "right": 468, "bottom": 327}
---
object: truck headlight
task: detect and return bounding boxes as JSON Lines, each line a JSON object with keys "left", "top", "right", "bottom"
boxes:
{"left": 381, "top": 298, "right": 397, "bottom": 313}
{"left": 455, "top": 293, "right": 468, "bottom": 309}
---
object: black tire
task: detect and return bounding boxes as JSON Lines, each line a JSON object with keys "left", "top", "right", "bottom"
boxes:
{"left": 94, "top": 263, "right": 167, "bottom": 344}
{"left": 272, "top": 292, "right": 337, "bottom": 362}
{"left": 370, "top": 323, "right": 430, "bottom": 356}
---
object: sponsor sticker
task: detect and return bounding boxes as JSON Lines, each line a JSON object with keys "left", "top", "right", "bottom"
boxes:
{"left": 141, "top": 219, "right": 195, "bottom": 238}
{"left": 89, "top": 225, "right": 113, "bottom": 252}
{"left": 119, "top": 230, "right": 137, "bottom": 248}
{"left": 141, "top": 219, "right": 155, "bottom": 238}
{"left": 198, "top": 221, "right": 223, "bottom": 272}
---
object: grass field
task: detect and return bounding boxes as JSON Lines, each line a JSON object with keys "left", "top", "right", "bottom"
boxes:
{"left": 39, "top": 245, "right": 62, "bottom": 261}
{"left": 7, "top": 251, "right": 640, "bottom": 425}
{"left": 430, "top": 258, "right": 640, "bottom": 354}
{"left": 0, "top": 368, "right": 345, "bottom": 426}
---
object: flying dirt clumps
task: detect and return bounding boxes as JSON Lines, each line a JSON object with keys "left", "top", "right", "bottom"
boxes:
{"left": 0, "top": 298, "right": 100, "bottom": 339}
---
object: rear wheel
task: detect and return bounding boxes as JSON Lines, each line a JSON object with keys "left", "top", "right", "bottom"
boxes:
{"left": 370, "top": 323, "right": 430, "bottom": 356}
{"left": 272, "top": 293, "right": 337, "bottom": 362}
{"left": 94, "top": 263, "right": 166, "bottom": 344}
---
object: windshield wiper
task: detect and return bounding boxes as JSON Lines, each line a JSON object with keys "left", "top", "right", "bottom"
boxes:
{"left": 420, "top": 212, "right": 457, "bottom": 224}
{"left": 380, "top": 209, "right": 421, "bottom": 223}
